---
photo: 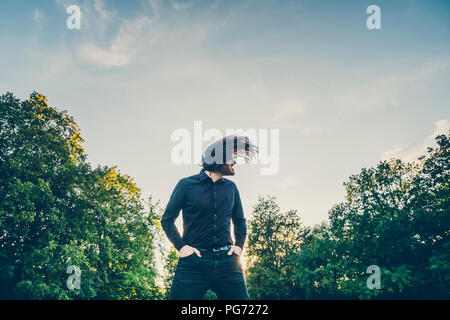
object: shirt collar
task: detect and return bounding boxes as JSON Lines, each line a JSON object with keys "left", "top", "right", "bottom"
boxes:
{"left": 199, "top": 169, "right": 224, "bottom": 184}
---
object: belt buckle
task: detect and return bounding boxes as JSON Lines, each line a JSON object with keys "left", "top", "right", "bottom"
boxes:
{"left": 213, "top": 245, "right": 229, "bottom": 252}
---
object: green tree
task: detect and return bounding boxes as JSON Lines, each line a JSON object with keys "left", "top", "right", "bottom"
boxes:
{"left": 0, "top": 92, "right": 162, "bottom": 299}
{"left": 409, "top": 133, "right": 450, "bottom": 297}
{"left": 294, "top": 132, "right": 449, "bottom": 299}
{"left": 295, "top": 222, "right": 345, "bottom": 299}
{"left": 162, "top": 247, "right": 178, "bottom": 299}
{"left": 328, "top": 159, "right": 419, "bottom": 298}
{"left": 319, "top": 132, "right": 450, "bottom": 299}
{"left": 246, "top": 196, "right": 309, "bottom": 299}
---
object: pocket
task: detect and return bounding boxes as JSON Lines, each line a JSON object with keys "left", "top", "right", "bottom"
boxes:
{"left": 228, "top": 253, "right": 243, "bottom": 273}
{"left": 180, "top": 252, "right": 195, "bottom": 259}
{"left": 227, "top": 251, "right": 241, "bottom": 261}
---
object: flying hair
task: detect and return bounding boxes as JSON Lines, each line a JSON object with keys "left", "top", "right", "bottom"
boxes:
{"left": 201, "top": 135, "right": 258, "bottom": 171}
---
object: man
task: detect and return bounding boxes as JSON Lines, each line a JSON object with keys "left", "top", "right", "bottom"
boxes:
{"left": 161, "top": 135, "right": 258, "bottom": 300}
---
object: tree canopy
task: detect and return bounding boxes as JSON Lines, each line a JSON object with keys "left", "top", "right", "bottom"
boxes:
{"left": 0, "top": 92, "right": 162, "bottom": 299}
{"left": 245, "top": 132, "right": 449, "bottom": 299}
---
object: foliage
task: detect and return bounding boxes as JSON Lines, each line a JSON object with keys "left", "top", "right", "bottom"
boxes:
{"left": 294, "top": 132, "right": 450, "bottom": 299}
{"left": 245, "top": 196, "right": 309, "bottom": 299}
{"left": 245, "top": 133, "right": 449, "bottom": 299}
{"left": 0, "top": 92, "right": 162, "bottom": 299}
{"left": 161, "top": 247, "right": 178, "bottom": 299}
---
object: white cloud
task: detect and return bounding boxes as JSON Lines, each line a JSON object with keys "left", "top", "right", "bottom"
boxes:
{"left": 334, "top": 58, "right": 450, "bottom": 112}
{"left": 273, "top": 100, "right": 306, "bottom": 126}
{"left": 381, "top": 119, "right": 450, "bottom": 162}
{"left": 94, "top": 0, "right": 116, "bottom": 19}
{"left": 171, "top": 0, "right": 192, "bottom": 11}
{"left": 77, "top": 44, "right": 131, "bottom": 67}
{"left": 54, "top": 0, "right": 70, "bottom": 7}
{"left": 39, "top": 52, "right": 72, "bottom": 81}
{"left": 54, "top": 0, "right": 116, "bottom": 32}
{"left": 334, "top": 76, "right": 401, "bottom": 111}
{"left": 407, "top": 59, "right": 450, "bottom": 82}
{"left": 148, "top": 0, "right": 161, "bottom": 19}
{"left": 77, "top": 17, "right": 153, "bottom": 67}
{"left": 32, "top": 9, "right": 45, "bottom": 27}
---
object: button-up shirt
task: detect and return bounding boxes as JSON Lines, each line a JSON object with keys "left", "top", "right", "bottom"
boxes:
{"left": 161, "top": 169, "right": 247, "bottom": 251}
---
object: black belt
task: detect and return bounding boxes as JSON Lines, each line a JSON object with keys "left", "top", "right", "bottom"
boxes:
{"left": 198, "top": 245, "right": 231, "bottom": 252}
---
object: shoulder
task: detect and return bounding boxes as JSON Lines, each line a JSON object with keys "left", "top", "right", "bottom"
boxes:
{"left": 176, "top": 172, "right": 199, "bottom": 188}
{"left": 222, "top": 178, "right": 238, "bottom": 190}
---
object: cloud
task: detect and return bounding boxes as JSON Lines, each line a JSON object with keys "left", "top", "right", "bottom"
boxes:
{"left": 148, "top": 0, "right": 161, "bottom": 19}
{"left": 77, "top": 44, "right": 131, "bottom": 67}
{"left": 77, "top": 17, "right": 153, "bottom": 67}
{"left": 333, "top": 59, "right": 450, "bottom": 112}
{"left": 277, "top": 177, "right": 301, "bottom": 188}
{"left": 407, "top": 59, "right": 450, "bottom": 82}
{"left": 32, "top": 9, "right": 45, "bottom": 27}
{"left": 54, "top": 0, "right": 116, "bottom": 33}
{"left": 38, "top": 51, "right": 72, "bottom": 81}
{"left": 272, "top": 100, "right": 306, "bottom": 128}
{"left": 93, "top": 0, "right": 116, "bottom": 19}
{"left": 333, "top": 76, "right": 401, "bottom": 111}
{"left": 54, "top": 0, "right": 70, "bottom": 7}
{"left": 171, "top": 0, "right": 192, "bottom": 11}
{"left": 381, "top": 119, "right": 450, "bottom": 162}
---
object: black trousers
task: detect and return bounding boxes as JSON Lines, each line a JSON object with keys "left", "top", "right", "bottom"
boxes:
{"left": 169, "top": 249, "right": 249, "bottom": 300}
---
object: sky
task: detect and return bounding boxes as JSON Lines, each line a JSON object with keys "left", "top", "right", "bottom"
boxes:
{"left": 1, "top": 0, "right": 450, "bottom": 231}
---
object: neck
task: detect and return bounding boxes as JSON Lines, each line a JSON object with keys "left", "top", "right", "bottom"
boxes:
{"left": 205, "top": 170, "right": 223, "bottom": 183}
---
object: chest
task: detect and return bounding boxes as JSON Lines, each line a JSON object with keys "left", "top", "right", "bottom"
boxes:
{"left": 184, "top": 183, "right": 235, "bottom": 211}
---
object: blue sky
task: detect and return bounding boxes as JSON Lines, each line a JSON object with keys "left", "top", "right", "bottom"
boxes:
{"left": 1, "top": 0, "right": 449, "bottom": 230}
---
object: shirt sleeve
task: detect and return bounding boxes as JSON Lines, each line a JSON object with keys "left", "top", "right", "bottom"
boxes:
{"left": 161, "top": 180, "right": 187, "bottom": 251}
{"left": 231, "top": 185, "right": 247, "bottom": 250}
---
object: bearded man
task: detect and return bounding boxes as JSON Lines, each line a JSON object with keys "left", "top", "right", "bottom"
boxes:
{"left": 161, "top": 135, "right": 258, "bottom": 300}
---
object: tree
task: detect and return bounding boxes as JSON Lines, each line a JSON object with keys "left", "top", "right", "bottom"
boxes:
{"left": 293, "top": 132, "right": 449, "bottom": 299}
{"left": 410, "top": 133, "right": 450, "bottom": 297}
{"left": 161, "top": 247, "right": 178, "bottom": 299}
{"left": 0, "top": 92, "right": 162, "bottom": 299}
{"left": 328, "top": 158, "right": 419, "bottom": 298}
{"left": 295, "top": 222, "right": 345, "bottom": 299}
{"left": 318, "top": 132, "right": 450, "bottom": 299}
{"left": 246, "top": 196, "right": 309, "bottom": 299}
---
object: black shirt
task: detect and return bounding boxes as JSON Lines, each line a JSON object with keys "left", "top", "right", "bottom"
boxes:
{"left": 161, "top": 169, "right": 247, "bottom": 251}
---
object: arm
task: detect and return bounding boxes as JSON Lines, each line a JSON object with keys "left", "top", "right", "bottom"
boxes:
{"left": 231, "top": 186, "right": 247, "bottom": 250}
{"left": 161, "top": 180, "right": 187, "bottom": 251}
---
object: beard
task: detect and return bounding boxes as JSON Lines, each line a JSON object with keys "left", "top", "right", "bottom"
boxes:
{"left": 219, "top": 164, "right": 235, "bottom": 176}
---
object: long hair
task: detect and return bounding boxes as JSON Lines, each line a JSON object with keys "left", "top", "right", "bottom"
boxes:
{"left": 201, "top": 135, "right": 258, "bottom": 172}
